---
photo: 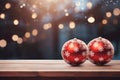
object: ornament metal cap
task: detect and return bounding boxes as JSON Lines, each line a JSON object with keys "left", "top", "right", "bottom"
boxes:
{"left": 98, "top": 37, "right": 102, "bottom": 40}
{"left": 73, "top": 38, "right": 77, "bottom": 41}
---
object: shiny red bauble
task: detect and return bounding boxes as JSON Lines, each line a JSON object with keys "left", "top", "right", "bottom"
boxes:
{"left": 61, "top": 38, "right": 88, "bottom": 66}
{"left": 88, "top": 37, "right": 114, "bottom": 65}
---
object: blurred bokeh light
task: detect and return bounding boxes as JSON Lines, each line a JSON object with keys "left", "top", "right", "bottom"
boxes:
{"left": 0, "top": 0, "right": 120, "bottom": 59}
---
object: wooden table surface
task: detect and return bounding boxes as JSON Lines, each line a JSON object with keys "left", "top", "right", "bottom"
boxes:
{"left": 0, "top": 60, "right": 120, "bottom": 77}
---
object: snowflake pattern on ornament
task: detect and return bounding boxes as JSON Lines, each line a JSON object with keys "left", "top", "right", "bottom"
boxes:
{"left": 88, "top": 37, "right": 114, "bottom": 65}
{"left": 74, "top": 47, "right": 79, "bottom": 52}
{"left": 74, "top": 57, "right": 79, "bottom": 62}
{"left": 99, "top": 57, "right": 104, "bottom": 61}
{"left": 98, "top": 46, "right": 104, "bottom": 52}
{"left": 107, "top": 51, "right": 111, "bottom": 56}
{"left": 65, "top": 51, "right": 70, "bottom": 57}
{"left": 61, "top": 38, "right": 87, "bottom": 66}
{"left": 90, "top": 51, "right": 95, "bottom": 57}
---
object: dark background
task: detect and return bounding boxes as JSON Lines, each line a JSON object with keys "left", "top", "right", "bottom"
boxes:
{"left": 0, "top": 0, "right": 120, "bottom": 59}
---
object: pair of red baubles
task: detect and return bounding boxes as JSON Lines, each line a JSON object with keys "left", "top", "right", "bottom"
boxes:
{"left": 61, "top": 37, "right": 114, "bottom": 66}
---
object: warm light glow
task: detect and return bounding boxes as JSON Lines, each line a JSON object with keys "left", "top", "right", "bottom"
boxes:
{"left": 5, "top": 3, "right": 11, "bottom": 9}
{"left": 69, "top": 21, "right": 76, "bottom": 29}
{"left": 65, "top": 13, "right": 69, "bottom": 16}
{"left": 75, "top": 2, "right": 80, "bottom": 6}
{"left": 102, "top": 19, "right": 108, "bottom": 25}
{"left": 58, "top": 24, "right": 64, "bottom": 29}
{"left": 88, "top": 17, "right": 95, "bottom": 23}
{"left": 43, "top": 23, "right": 52, "bottom": 30}
{"left": 113, "top": 8, "right": 120, "bottom": 16}
{"left": 0, "top": 39, "right": 7, "bottom": 48}
{"left": 93, "top": 42, "right": 99, "bottom": 48}
{"left": 87, "top": 2, "right": 93, "bottom": 9}
{"left": 47, "top": 23, "right": 52, "bottom": 28}
{"left": 17, "top": 37, "right": 23, "bottom": 44}
{"left": 12, "top": 34, "right": 19, "bottom": 41}
{"left": 93, "top": 42, "right": 104, "bottom": 52}
{"left": 106, "top": 12, "right": 112, "bottom": 18}
{"left": 25, "top": 32, "right": 31, "bottom": 38}
{"left": 32, "top": 13, "right": 38, "bottom": 19}
{"left": 20, "top": 3, "right": 26, "bottom": 8}
{"left": 64, "top": 9, "right": 68, "bottom": 12}
{"left": 69, "top": 43, "right": 74, "bottom": 49}
{"left": 46, "top": 0, "right": 57, "bottom": 3}
{"left": 13, "top": 19, "right": 19, "bottom": 25}
{"left": 0, "top": 13, "right": 5, "bottom": 19}
{"left": 74, "top": 0, "right": 98, "bottom": 12}
{"left": 20, "top": 5, "right": 23, "bottom": 8}
{"left": 43, "top": 25, "right": 48, "bottom": 30}
{"left": 32, "top": 29, "right": 38, "bottom": 36}
{"left": 74, "top": 7, "right": 80, "bottom": 13}
{"left": 32, "top": 4, "right": 37, "bottom": 8}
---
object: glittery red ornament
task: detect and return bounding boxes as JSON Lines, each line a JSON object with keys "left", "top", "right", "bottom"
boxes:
{"left": 88, "top": 37, "right": 114, "bottom": 65}
{"left": 61, "top": 38, "right": 88, "bottom": 66}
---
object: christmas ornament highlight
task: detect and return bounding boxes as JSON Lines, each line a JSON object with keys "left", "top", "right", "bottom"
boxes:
{"left": 61, "top": 38, "right": 88, "bottom": 66}
{"left": 88, "top": 37, "right": 114, "bottom": 65}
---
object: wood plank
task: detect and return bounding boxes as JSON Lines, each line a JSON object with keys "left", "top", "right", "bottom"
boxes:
{"left": 0, "top": 60, "right": 120, "bottom": 77}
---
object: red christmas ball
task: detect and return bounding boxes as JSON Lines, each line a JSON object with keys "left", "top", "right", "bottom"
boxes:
{"left": 88, "top": 37, "right": 114, "bottom": 65}
{"left": 61, "top": 38, "right": 88, "bottom": 66}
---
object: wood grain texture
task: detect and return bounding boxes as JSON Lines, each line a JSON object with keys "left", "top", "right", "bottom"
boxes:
{"left": 0, "top": 60, "right": 120, "bottom": 77}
